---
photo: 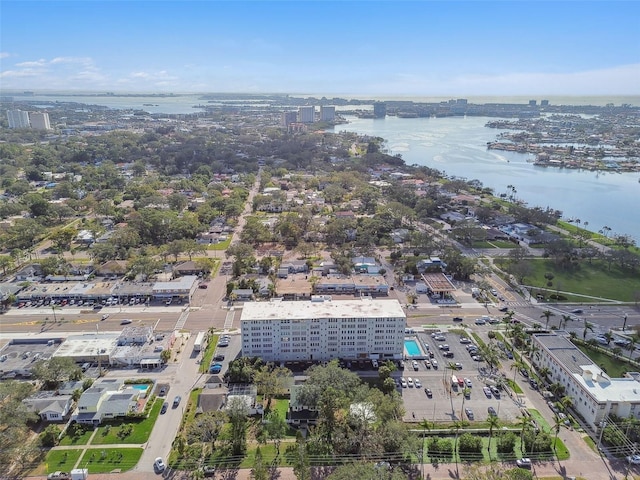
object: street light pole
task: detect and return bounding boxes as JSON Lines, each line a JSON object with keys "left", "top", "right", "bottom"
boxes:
{"left": 623, "top": 313, "right": 628, "bottom": 331}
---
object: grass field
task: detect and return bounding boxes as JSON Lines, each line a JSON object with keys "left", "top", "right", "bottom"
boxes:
{"left": 200, "top": 334, "right": 219, "bottom": 373}
{"left": 519, "top": 258, "right": 640, "bottom": 302}
{"left": 78, "top": 447, "right": 143, "bottom": 473}
{"left": 59, "top": 425, "right": 94, "bottom": 446}
{"left": 576, "top": 344, "right": 630, "bottom": 378}
{"left": 45, "top": 449, "right": 84, "bottom": 473}
{"left": 92, "top": 398, "right": 161, "bottom": 445}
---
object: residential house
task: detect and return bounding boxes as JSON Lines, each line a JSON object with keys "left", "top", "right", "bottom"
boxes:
{"left": 23, "top": 391, "right": 73, "bottom": 422}
{"left": 74, "top": 378, "right": 141, "bottom": 425}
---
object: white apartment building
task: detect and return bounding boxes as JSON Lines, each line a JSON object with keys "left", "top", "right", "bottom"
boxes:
{"left": 298, "top": 106, "right": 315, "bottom": 123}
{"left": 531, "top": 333, "right": 640, "bottom": 429}
{"left": 29, "top": 112, "right": 51, "bottom": 130}
{"left": 320, "top": 105, "right": 336, "bottom": 122}
{"left": 7, "top": 109, "right": 31, "bottom": 129}
{"left": 241, "top": 298, "right": 406, "bottom": 362}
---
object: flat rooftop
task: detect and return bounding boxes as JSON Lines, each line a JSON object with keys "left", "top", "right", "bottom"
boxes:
{"left": 421, "top": 273, "right": 456, "bottom": 293}
{"left": 54, "top": 333, "right": 119, "bottom": 358}
{"left": 241, "top": 298, "right": 405, "bottom": 321}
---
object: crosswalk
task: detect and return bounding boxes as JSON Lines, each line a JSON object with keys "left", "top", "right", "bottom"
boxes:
{"left": 223, "top": 308, "right": 235, "bottom": 331}
{"left": 174, "top": 307, "right": 190, "bottom": 330}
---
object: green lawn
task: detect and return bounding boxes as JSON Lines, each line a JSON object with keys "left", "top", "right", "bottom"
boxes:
{"left": 45, "top": 449, "right": 84, "bottom": 473}
{"left": 575, "top": 344, "right": 631, "bottom": 378}
{"left": 517, "top": 258, "right": 640, "bottom": 302}
{"left": 200, "top": 334, "right": 219, "bottom": 373}
{"left": 506, "top": 379, "right": 523, "bottom": 394}
{"left": 59, "top": 425, "right": 94, "bottom": 446}
{"left": 528, "top": 409, "right": 551, "bottom": 431}
{"left": 78, "top": 448, "right": 143, "bottom": 473}
{"left": 91, "top": 398, "right": 161, "bottom": 445}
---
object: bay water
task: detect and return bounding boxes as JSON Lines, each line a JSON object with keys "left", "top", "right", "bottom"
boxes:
{"left": 332, "top": 115, "right": 640, "bottom": 242}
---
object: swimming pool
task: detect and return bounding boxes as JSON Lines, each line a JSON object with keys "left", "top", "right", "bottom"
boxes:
{"left": 131, "top": 384, "right": 150, "bottom": 397}
{"left": 404, "top": 339, "right": 422, "bottom": 356}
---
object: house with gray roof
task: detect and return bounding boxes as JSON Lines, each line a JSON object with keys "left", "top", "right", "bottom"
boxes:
{"left": 23, "top": 391, "right": 73, "bottom": 422}
{"left": 74, "top": 378, "right": 141, "bottom": 425}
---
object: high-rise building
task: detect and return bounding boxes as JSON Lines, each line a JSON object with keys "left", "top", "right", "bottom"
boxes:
{"left": 529, "top": 100, "right": 537, "bottom": 107}
{"left": 29, "top": 112, "right": 51, "bottom": 130}
{"left": 320, "top": 105, "right": 336, "bottom": 122}
{"left": 7, "top": 109, "right": 31, "bottom": 129}
{"left": 298, "top": 106, "right": 315, "bottom": 123}
{"left": 241, "top": 298, "right": 406, "bottom": 362}
{"left": 281, "top": 111, "right": 298, "bottom": 127}
{"left": 373, "top": 102, "right": 386, "bottom": 118}
{"left": 541, "top": 100, "right": 549, "bottom": 107}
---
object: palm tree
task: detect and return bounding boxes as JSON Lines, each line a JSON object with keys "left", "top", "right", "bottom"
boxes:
{"left": 511, "top": 359, "right": 527, "bottom": 384}
{"left": 603, "top": 331, "right": 614, "bottom": 345}
{"left": 549, "top": 382, "right": 566, "bottom": 399}
{"left": 582, "top": 319, "right": 594, "bottom": 340}
{"left": 541, "top": 309, "right": 555, "bottom": 329}
{"left": 515, "top": 416, "right": 531, "bottom": 456}
{"left": 487, "top": 413, "right": 500, "bottom": 460}
{"left": 459, "top": 386, "right": 471, "bottom": 420}
{"left": 560, "top": 314, "right": 572, "bottom": 330}
{"left": 418, "top": 418, "right": 433, "bottom": 473}
{"left": 449, "top": 419, "right": 467, "bottom": 475}
{"left": 553, "top": 415, "right": 564, "bottom": 452}
{"left": 538, "top": 366, "right": 551, "bottom": 383}
{"left": 560, "top": 395, "right": 574, "bottom": 412}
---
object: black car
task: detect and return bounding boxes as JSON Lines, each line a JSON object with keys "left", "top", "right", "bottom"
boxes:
{"left": 213, "top": 354, "right": 225, "bottom": 361}
{"left": 424, "top": 388, "right": 433, "bottom": 398}
{"left": 453, "top": 316, "right": 463, "bottom": 322}
{"left": 488, "top": 406, "right": 497, "bottom": 417}
{"left": 465, "top": 408, "right": 474, "bottom": 420}
{"left": 160, "top": 402, "right": 169, "bottom": 414}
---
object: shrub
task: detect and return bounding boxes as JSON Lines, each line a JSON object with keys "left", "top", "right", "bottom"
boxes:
{"left": 496, "top": 431, "right": 516, "bottom": 453}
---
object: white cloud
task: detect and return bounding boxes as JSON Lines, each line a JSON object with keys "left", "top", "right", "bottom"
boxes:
{"left": 0, "top": 52, "right": 12, "bottom": 59}
{"left": 16, "top": 59, "right": 48, "bottom": 68}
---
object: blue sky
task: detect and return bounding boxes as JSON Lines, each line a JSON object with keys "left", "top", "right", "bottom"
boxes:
{"left": 1, "top": 1, "right": 639, "bottom": 95}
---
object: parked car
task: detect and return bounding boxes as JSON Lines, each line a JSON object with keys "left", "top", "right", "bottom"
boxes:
{"left": 488, "top": 406, "right": 497, "bottom": 417}
{"left": 47, "top": 472, "right": 70, "bottom": 480}
{"left": 475, "top": 318, "right": 486, "bottom": 325}
{"left": 173, "top": 396, "right": 181, "bottom": 407}
{"left": 465, "top": 408, "right": 474, "bottom": 420}
{"left": 483, "top": 386, "right": 492, "bottom": 398}
{"left": 443, "top": 351, "right": 454, "bottom": 358}
{"left": 159, "top": 386, "right": 167, "bottom": 396}
{"left": 464, "top": 378, "right": 472, "bottom": 387}
{"left": 431, "top": 359, "right": 438, "bottom": 369}
{"left": 161, "top": 402, "right": 169, "bottom": 414}
{"left": 424, "top": 388, "right": 433, "bottom": 398}
{"left": 209, "top": 363, "right": 222, "bottom": 374}
{"left": 203, "top": 465, "right": 216, "bottom": 477}
{"left": 626, "top": 455, "right": 640, "bottom": 465}
{"left": 400, "top": 378, "right": 408, "bottom": 388}
{"left": 459, "top": 337, "right": 471, "bottom": 344}
{"left": 154, "top": 457, "right": 166, "bottom": 472}
{"left": 213, "top": 354, "right": 225, "bottom": 361}
{"left": 414, "top": 379, "right": 422, "bottom": 388}
{"left": 516, "top": 458, "right": 532, "bottom": 469}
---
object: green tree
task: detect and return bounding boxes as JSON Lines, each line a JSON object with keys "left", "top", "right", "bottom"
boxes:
{"left": 540, "top": 309, "right": 555, "bottom": 329}
{"left": 226, "top": 396, "right": 248, "bottom": 455}
{"left": 40, "top": 424, "right": 60, "bottom": 447}
{"left": 582, "top": 319, "right": 595, "bottom": 340}
{"left": 264, "top": 410, "right": 287, "bottom": 455}
{"left": 487, "top": 412, "right": 500, "bottom": 459}
{"left": 32, "top": 357, "right": 81, "bottom": 389}
{"left": 289, "top": 431, "right": 311, "bottom": 480}
{"left": 250, "top": 446, "right": 268, "bottom": 480}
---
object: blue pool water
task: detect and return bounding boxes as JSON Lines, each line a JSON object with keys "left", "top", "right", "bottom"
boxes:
{"left": 131, "top": 384, "right": 149, "bottom": 393}
{"left": 404, "top": 339, "right": 421, "bottom": 356}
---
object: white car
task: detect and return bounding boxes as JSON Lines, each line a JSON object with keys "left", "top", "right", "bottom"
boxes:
{"left": 400, "top": 378, "right": 408, "bottom": 388}
{"left": 464, "top": 378, "right": 472, "bottom": 387}
{"left": 154, "top": 457, "right": 166, "bottom": 472}
{"left": 414, "top": 379, "right": 422, "bottom": 388}
{"left": 627, "top": 455, "right": 640, "bottom": 465}
{"left": 407, "top": 377, "right": 414, "bottom": 387}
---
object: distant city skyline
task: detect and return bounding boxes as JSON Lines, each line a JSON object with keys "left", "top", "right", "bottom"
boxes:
{"left": 1, "top": 1, "right": 639, "bottom": 96}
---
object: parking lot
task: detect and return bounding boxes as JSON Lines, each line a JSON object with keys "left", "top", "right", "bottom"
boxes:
{"left": 397, "top": 329, "right": 523, "bottom": 424}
